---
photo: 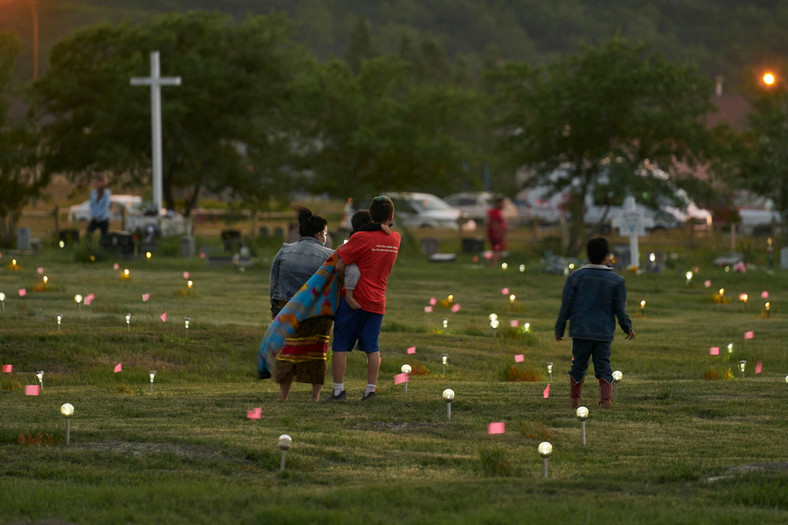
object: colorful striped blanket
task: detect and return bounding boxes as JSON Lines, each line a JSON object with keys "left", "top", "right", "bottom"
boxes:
{"left": 257, "top": 254, "right": 342, "bottom": 379}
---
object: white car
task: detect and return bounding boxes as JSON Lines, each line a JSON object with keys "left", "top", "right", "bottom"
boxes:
{"left": 386, "top": 192, "right": 476, "bottom": 231}
{"left": 68, "top": 194, "right": 143, "bottom": 222}
{"left": 443, "top": 192, "right": 519, "bottom": 224}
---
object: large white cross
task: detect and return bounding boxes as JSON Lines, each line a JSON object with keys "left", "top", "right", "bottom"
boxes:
{"left": 130, "top": 51, "right": 181, "bottom": 215}
{"left": 611, "top": 196, "right": 654, "bottom": 270}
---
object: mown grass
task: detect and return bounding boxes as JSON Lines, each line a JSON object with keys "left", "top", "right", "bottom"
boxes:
{"left": 0, "top": 235, "right": 786, "bottom": 524}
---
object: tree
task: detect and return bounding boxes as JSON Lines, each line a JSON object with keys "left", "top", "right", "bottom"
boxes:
{"left": 0, "top": 32, "right": 41, "bottom": 246}
{"left": 495, "top": 37, "right": 715, "bottom": 254}
{"left": 741, "top": 80, "right": 788, "bottom": 239}
{"left": 289, "top": 54, "right": 484, "bottom": 201}
{"left": 31, "top": 11, "right": 304, "bottom": 215}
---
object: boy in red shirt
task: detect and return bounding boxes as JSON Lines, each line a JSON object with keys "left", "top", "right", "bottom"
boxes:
{"left": 327, "top": 196, "right": 401, "bottom": 401}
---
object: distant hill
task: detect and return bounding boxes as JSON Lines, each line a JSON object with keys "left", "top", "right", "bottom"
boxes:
{"left": 2, "top": 0, "right": 787, "bottom": 90}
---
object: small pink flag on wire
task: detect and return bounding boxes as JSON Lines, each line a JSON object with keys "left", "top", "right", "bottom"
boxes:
{"left": 488, "top": 422, "right": 505, "bottom": 435}
{"left": 424, "top": 306, "right": 433, "bottom": 313}
{"left": 37, "top": 267, "right": 44, "bottom": 274}
{"left": 451, "top": 304, "right": 461, "bottom": 313}
{"left": 84, "top": 293, "right": 95, "bottom": 306}
{"left": 18, "top": 288, "right": 26, "bottom": 297}
{"left": 25, "top": 385, "right": 40, "bottom": 396}
{"left": 113, "top": 363, "right": 122, "bottom": 373}
{"left": 247, "top": 408, "right": 262, "bottom": 420}
{"left": 501, "top": 287, "right": 509, "bottom": 295}
{"left": 160, "top": 312, "right": 167, "bottom": 322}
{"left": 761, "top": 291, "right": 769, "bottom": 299}
{"left": 407, "top": 346, "right": 416, "bottom": 354}
{"left": 510, "top": 320, "right": 519, "bottom": 328}
{"left": 2, "top": 364, "right": 12, "bottom": 373}
{"left": 142, "top": 293, "right": 150, "bottom": 302}
{"left": 755, "top": 360, "right": 763, "bottom": 374}
{"left": 704, "top": 280, "right": 711, "bottom": 288}
{"left": 744, "top": 331, "right": 754, "bottom": 340}
{"left": 429, "top": 297, "right": 437, "bottom": 306}
{"left": 514, "top": 354, "right": 524, "bottom": 363}
{"left": 394, "top": 373, "right": 409, "bottom": 385}
{"left": 113, "top": 263, "right": 120, "bottom": 270}
{"left": 543, "top": 384, "right": 550, "bottom": 398}
{"left": 709, "top": 346, "right": 720, "bottom": 356}
{"left": 183, "top": 271, "right": 190, "bottom": 280}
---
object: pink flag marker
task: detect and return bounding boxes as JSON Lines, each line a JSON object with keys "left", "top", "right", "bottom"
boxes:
{"left": 183, "top": 271, "right": 190, "bottom": 280}
{"left": 488, "top": 422, "right": 505, "bottom": 435}
{"left": 429, "top": 297, "right": 437, "bottom": 306}
{"left": 394, "top": 372, "right": 409, "bottom": 385}
{"left": 451, "top": 304, "right": 461, "bottom": 313}
{"left": 704, "top": 280, "right": 711, "bottom": 288}
{"left": 113, "top": 263, "right": 120, "bottom": 270}
{"left": 744, "top": 331, "right": 754, "bottom": 340}
{"left": 761, "top": 291, "right": 769, "bottom": 299}
{"left": 543, "top": 384, "right": 550, "bottom": 399}
{"left": 160, "top": 312, "right": 167, "bottom": 322}
{"left": 484, "top": 251, "right": 493, "bottom": 260}
{"left": 424, "top": 306, "right": 433, "bottom": 313}
{"left": 755, "top": 360, "right": 763, "bottom": 374}
{"left": 510, "top": 320, "right": 519, "bottom": 328}
{"left": 2, "top": 364, "right": 12, "bottom": 373}
{"left": 18, "top": 288, "right": 26, "bottom": 297}
{"left": 514, "top": 354, "right": 524, "bottom": 363}
{"left": 114, "top": 363, "right": 122, "bottom": 373}
{"left": 142, "top": 293, "right": 150, "bottom": 302}
{"left": 709, "top": 346, "right": 720, "bottom": 356}
{"left": 25, "top": 385, "right": 40, "bottom": 396}
{"left": 406, "top": 346, "right": 416, "bottom": 354}
{"left": 200, "top": 252, "right": 206, "bottom": 259}
{"left": 84, "top": 293, "right": 95, "bottom": 306}
{"left": 37, "top": 267, "right": 44, "bottom": 274}
{"left": 247, "top": 408, "right": 262, "bottom": 420}
{"left": 501, "top": 287, "right": 509, "bottom": 295}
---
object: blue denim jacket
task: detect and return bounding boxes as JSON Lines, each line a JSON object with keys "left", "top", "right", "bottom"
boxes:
{"left": 270, "top": 237, "right": 333, "bottom": 315}
{"left": 554, "top": 264, "right": 633, "bottom": 341}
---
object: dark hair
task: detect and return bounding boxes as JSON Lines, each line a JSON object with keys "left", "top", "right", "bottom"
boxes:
{"left": 586, "top": 237, "right": 609, "bottom": 264}
{"left": 351, "top": 209, "right": 372, "bottom": 231}
{"left": 296, "top": 206, "right": 327, "bottom": 237}
{"left": 369, "top": 195, "right": 394, "bottom": 224}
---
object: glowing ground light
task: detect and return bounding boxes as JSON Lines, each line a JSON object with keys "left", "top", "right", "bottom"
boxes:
{"left": 727, "top": 343, "right": 734, "bottom": 354}
{"left": 501, "top": 263, "right": 508, "bottom": 270}
{"left": 61, "top": 403, "right": 74, "bottom": 445}
{"left": 763, "top": 72, "right": 775, "bottom": 85}
{"left": 59, "top": 240, "right": 65, "bottom": 248}
{"left": 123, "top": 268, "right": 130, "bottom": 279}
{"left": 401, "top": 364, "right": 412, "bottom": 375}
{"left": 442, "top": 318, "right": 448, "bottom": 329}
{"left": 146, "top": 252, "right": 152, "bottom": 259}
{"left": 685, "top": 271, "right": 693, "bottom": 283}
{"left": 538, "top": 441, "right": 553, "bottom": 478}
{"left": 509, "top": 294, "right": 516, "bottom": 303}
{"left": 42, "top": 276, "right": 48, "bottom": 285}
{"left": 74, "top": 294, "right": 83, "bottom": 304}
{"left": 739, "top": 360, "right": 746, "bottom": 376}
{"left": 187, "top": 280, "right": 193, "bottom": 290}
{"left": 739, "top": 293, "right": 748, "bottom": 304}
{"left": 519, "top": 264, "right": 525, "bottom": 272}
{"left": 278, "top": 434, "right": 292, "bottom": 471}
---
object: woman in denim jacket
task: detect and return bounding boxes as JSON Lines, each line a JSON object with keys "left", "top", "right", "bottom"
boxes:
{"left": 269, "top": 207, "right": 334, "bottom": 401}
{"left": 555, "top": 237, "right": 635, "bottom": 409}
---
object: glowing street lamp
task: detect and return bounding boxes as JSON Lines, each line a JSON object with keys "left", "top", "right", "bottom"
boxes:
{"left": 61, "top": 403, "right": 74, "bottom": 445}
{"left": 443, "top": 388, "right": 454, "bottom": 420}
{"left": 278, "top": 434, "right": 292, "bottom": 472}
{"left": 538, "top": 441, "right": 553, "bottom": 478}
{"left": 576, "top": 406, "right": 589, "bottom": 446}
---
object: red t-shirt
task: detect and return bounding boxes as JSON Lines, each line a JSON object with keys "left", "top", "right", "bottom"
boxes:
{"left": 336, "top": 230, "right": 401, "bottom": 314}
{"left": 487, "top": 207, "right": 506, "bottom": 243}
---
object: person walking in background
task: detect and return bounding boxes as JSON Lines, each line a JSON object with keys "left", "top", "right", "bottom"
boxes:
{"left": 87, "top": 174, "right": 111, "bottom": 241}
{"left": 555, "top": 237, "right": 635, "bottom": 409}
{"left": 269, "top": 207, "right": 334, "bottom": 401}
{"left": 326, "top": 196, "right": 400, "bottom": 402}
{"left": 486, "top": 195, "right": 507, "bottom": 266}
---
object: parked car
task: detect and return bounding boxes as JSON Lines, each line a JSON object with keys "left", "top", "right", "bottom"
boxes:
{"left": 386, "top": 192, "right": 476, "bottom": 231}
{"left": 443, "top": 192, "right": 519, "bottom": 224}
{"left": 68, "top": 194, "right": 143, "bottom": 222}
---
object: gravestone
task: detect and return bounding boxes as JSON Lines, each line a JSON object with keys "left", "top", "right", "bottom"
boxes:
{"left": 781, "top": 247, "right": 788, "bottom": 270}
{"left": 179, "top": 236, "right": 195, "bottom": 258}
{"left": 16, "top": 227, "right": 31, "bottom": 251}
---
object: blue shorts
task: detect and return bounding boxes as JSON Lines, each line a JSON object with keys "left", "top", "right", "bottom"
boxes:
{"left": 331, "top": 298, "right": 383, "bottom": 354}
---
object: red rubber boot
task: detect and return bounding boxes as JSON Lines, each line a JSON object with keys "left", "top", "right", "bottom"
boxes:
{"left": 598, "top": 378, "right": 613, "bottom": 409}
{"left": 570, "top": 377, "right": 584, "bottom": 409}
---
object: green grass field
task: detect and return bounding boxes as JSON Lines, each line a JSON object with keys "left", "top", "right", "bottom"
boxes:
{"left": 1, "top": 234, "right": 786, "bottom": 524}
